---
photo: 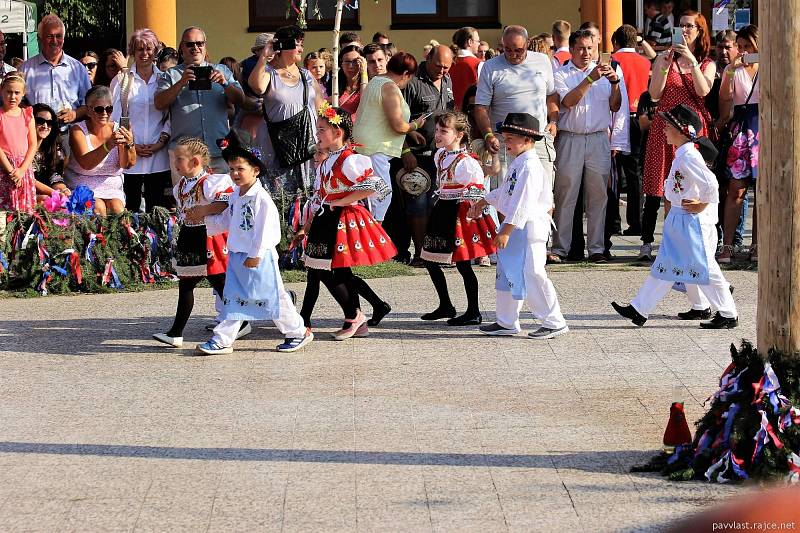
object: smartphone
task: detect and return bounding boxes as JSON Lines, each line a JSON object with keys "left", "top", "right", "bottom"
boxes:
{"left": 418, "top": 112, "right": 434, "bottom": 122}
{"left": 743, "top": 53, "right": 759, "bottom": 64}
{"left": 273, "top": 38, "right": 297, "bottom": 52}
{"left": 599, "top": 52, "right": 612, "bottom": 65}
{"left": 671, "top": 27, "right": 685, "bottom": 46}
{"left": 119, "top": 116, "right": 130, "bottom": 130}
{"left": 188, "top": 65, "right": 212, "bottom": 91}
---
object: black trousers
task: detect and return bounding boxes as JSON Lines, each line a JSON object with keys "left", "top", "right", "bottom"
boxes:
{"left": 168, "top": 274, "right": 226, "bottom": 337}
{"left": 641, "top": 195, "right": 662, "bottom": 245}
{"left": 123, "top": 170, "right": 175, "bottom": 213}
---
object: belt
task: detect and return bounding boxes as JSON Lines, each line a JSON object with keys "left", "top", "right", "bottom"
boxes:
{"left": 558, "top": 130, "right": 607, "bottom": 136}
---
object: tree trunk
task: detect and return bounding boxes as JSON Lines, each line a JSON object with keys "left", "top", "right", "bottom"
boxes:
{"left": 757, "top": 0, "right": 800, "bottom": 355}
{"left": 330, "top": 0, "right": 345, "bottom": 106}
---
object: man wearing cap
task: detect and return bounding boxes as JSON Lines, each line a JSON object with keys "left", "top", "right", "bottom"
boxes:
{"left": 386, "top": 44, "right": 454, "bottom": 266}
{"left": 549, "top": 29, "right": 621, "bottom": 264}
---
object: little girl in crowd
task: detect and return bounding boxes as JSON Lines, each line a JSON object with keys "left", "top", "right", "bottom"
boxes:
{"left": 470, "top": 113, "right": 568, "bottom": 339}
{"left": 420, "top": 111, "right": 496, "bottom": 326}
{"left": 0, "top": 74, "right": 38, "bottom": 214}
{"left": 296, "top": 105, "right": 396, "bottom": 339}
{"left": 153, "top": 138, "right": 234, "bottom": 348}
{"left": 196, "top": 130, "right": 312, "bottom": 355}
{"left": 612, "top": 104, "right": 738, "bottom": 329}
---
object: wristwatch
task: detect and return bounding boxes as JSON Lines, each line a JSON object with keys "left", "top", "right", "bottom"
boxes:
{"left": 610, "top": 78, "right": 621, "bottom": 85}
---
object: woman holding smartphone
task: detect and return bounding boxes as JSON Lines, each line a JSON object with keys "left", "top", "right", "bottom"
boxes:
{"left": 111, "top": 28, "right": 172, "bottom": 212}
{"left": 638, "top": 11, "right": 715, "bottom": 263}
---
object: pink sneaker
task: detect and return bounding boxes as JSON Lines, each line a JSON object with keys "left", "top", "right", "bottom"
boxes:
{"left": 332, "top": 310, "right": 367, "bottom": 341}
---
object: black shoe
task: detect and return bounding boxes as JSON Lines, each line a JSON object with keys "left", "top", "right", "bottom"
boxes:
{"left": 611, "top": 301, "right": 647, "bottom": 327}
{"left": 730, "top": 285, "right": 735, "bottom": 295}
{"left": 700, "top": 312, "right": 739, "bottom": 329}
{"left": 566, "top": 253, "right": 586, "bottom": 262}
{"left": 622, "top": 228, "right": 642, "bottom": 236}
{"left": 677, "top": 308, "right": 712, "bottom": 320}
{"left": 368, "top": 301, "right": 392, "bottom": 327}
{"left": 421, "top": 306, "right": 457, "bottom": 321}
{"left": 447, "top": 312, "right": 482, "bottom": 326}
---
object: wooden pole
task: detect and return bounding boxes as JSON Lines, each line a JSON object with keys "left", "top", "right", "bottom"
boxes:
{"left": 757, "top": 0, "right": 800, "bottom": 354}
{"left": 331, "top": 0, "right": 345, "bottom": 107}
{"left": 601, "top": 0, "right": 622, "bottom": 53}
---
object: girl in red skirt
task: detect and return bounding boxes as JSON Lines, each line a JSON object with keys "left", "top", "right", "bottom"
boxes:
{"left": 420, "top": 112, "right": 497, "bottom": 326}
{"left": 298, "top": 105, "right": 397, "bottom": 340}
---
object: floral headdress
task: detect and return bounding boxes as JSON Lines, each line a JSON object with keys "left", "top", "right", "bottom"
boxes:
{"left": 219, "top": 137, "right": 263, "bottom": 161}
{"left": 318, "top": 101, "right": 343, "bottom": 126}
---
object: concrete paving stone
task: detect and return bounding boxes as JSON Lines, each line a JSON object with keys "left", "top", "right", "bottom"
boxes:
{"left": 61, "top": 498, "right": 143, "bottom": 532}
{"left": 0, "top": 497, "right": 72, "bottom": 531}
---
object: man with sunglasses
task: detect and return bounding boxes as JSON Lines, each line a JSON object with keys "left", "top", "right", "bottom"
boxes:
{"left": 155, "top": 26, "right": 247, "bottom": 179}
{"left": 20, "top": 14, "right": 91, "bottom": 128}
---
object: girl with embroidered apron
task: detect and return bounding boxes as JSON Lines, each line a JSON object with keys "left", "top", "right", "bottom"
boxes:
{"left": 153, "top": 138, "right": 234, "bottom": 348}
{"left": 612, "top": 104, "right": 738, "bottom": 329}
{"left": 419, "top": 112, "right": 497, "bottom": 326}
{"left": 195, "top": 129, "right": 313, "bottom": 355}
{"left": 469, "top": 113, "right": 568, "bottom": 340}
{"left": 296, "top": 105, "right": 396, "bottom": 340}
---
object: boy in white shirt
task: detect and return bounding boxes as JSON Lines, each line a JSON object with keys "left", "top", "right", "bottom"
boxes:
{"left": 469, "top": 113, "right": 568, "bottom": 339}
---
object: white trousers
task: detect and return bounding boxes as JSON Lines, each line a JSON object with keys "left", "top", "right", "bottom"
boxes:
{"left": 495, "top": 239, "right": 567, "bottom": 331}
{"left": 367, "top": 152, "right": 392, "bottom": 222}
{"left": 631, "top": 221, "right": 737, "bottom": 318}
{"left": 211, "top": 288, "right": 306, "bottom": 347}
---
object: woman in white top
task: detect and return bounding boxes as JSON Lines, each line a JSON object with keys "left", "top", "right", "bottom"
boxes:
{"left": 111, "top": 28, "right": 172, "bottom": 212}
{"left": 717, "top": 25, "right": 759, "bottom": 264}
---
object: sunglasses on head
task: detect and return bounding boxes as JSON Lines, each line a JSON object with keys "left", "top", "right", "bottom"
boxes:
{"left": 184, "top": 41, "right": 206, "bottom": 49}
{"left": 93, "top": 105, "right": 114, "bottom": 115}
{"left": 84, "top": 62, "right": 97, "bottom": 70}
{"left": 35, "top": 116, "right": 55, "bottom": 127}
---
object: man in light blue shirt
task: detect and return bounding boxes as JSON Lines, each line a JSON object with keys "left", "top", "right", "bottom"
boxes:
{"left": 155, "top": 26, "right": 248, "bottom": 177}
{"left": 20, "top": 14, "right": 91, "bottom": 125}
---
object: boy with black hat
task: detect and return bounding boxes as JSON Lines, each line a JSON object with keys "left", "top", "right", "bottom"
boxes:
{"left": 612, "top": 104, "right": 738, "bottom": 329}
{"left": 195, "top": 129, "right": 312, "bottom": 355}
{"left": 469, "top": 113, "right": 568, "bottom": 339}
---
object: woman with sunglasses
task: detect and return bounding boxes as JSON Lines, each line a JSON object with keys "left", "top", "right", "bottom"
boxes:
{"left": 79, "top": 51, "right": 100, "bottom": 85}
{"left": 65, "top": 85, "right": 136, "bottom": 215}
{"left": 31, "top": 103, "right": 69, "bottom": 202}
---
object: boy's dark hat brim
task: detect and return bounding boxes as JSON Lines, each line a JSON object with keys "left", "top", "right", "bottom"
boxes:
{"left": 497, "top": 123, "right": 544, "bottom": 139}
{"left": 218, "top": 128, "right": 268, "bottom": 174}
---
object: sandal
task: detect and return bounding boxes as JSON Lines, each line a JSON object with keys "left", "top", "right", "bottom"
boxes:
{"left": 717, "top": 245, "right": 734, "bottom": 264}
{"left": 749, "top": 244, "right": 758, "bottom": 263}
{"left": 332, "top": 310, "right": 367, "bottom": 341}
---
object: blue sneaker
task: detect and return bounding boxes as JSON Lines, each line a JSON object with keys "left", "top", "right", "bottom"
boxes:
{"left": 276, "top": 329, "right": 314, "bottom": 353}
{"left": 195, "top": 340, "right": 233, "bottom": 355}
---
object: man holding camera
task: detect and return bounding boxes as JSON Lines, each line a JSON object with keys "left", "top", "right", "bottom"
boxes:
{"left": 155, "top": 26, "right": 246, "bottom": 180}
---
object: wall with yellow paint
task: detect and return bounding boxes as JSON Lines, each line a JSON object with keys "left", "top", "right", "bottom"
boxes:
{"left": 129, "top": 0, "right": 580, "bottom": 61}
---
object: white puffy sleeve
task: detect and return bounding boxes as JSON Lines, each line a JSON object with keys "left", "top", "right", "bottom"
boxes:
{"left": 455, "top": 156, "right": 484, "bottom": 187}
{"left": 341, "top": 153, "right": 390, "bottom": 201}
{"left": 203, "top": 173, "right": 235, "bottom": 204}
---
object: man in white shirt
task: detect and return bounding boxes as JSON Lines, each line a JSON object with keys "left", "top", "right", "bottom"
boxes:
{"left": 474, "top": 25, "right": 560, "bottom": 193}
{"left": 550, "top": 30, "right": 622, "bottom": 264}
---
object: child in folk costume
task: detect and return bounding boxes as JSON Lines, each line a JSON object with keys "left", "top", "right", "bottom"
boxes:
{"left": 296, "top": 105, "right": 397, "bottom": 340}
{"left": 469, "top": 113, "right": 569, "bottom": 339}
{"left": 195, "top": 130, "right": 313, "bottom": 355}
{"left": 153, "top": 138, "right": 234, "bottom": 348}
{"left": 420, "top": 112, "right": 497, "bottom": 326}
{"left": 612, "top": 104, "right": 738, "bottom": 329}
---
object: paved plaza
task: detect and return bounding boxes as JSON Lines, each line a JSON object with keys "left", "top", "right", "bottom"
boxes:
{"left": 0, "top": 241, "right": 761, "bottom": 532}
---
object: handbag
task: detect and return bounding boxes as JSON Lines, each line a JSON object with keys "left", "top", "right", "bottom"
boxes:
{"left": 263, "top": 68, "right": 316, "bottom": 168}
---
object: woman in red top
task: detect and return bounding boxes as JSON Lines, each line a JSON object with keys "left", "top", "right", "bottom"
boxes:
{"left": 639, "top": 11, "right": 715, "bottom": 260}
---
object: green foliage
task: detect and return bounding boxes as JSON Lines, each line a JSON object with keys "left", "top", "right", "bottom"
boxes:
{"left": 43, "top": 0, "right": 122, "bottom": 38}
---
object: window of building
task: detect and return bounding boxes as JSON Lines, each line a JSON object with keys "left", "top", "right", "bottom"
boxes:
{"left": 248, "top": 0, "right": 360, "bottom": 32}
{"left": 391, "top": 0, "right": 499, "bottom": 29}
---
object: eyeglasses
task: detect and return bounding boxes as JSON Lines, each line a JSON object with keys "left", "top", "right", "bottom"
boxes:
{"left": 678, "top": 24, "right": 698, "bottom": 29}
{"left": 184, "top": 41, "right": 206, "bottom": 49}
{"left": 35, "top": 117, "right": 55, "bottom": 127}
{"left": 342, "top": 60, "right": 360, "bottom": 66}
{"left": 92, "top": 105, "right": 114, "bottom": 115}
{"left": 83, "top": 62, "right": 97, "bottom": 70}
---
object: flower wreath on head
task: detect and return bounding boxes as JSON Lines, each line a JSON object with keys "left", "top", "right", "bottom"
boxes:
{"left": 318, "top": 101, "right": 343, "bottom": 126}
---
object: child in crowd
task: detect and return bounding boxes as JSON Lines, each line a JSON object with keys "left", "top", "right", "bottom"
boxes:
{"left": 469, "top": 113, "right": 568, "bottom": 339}
{"left": 195, "top": 130, "right": 312, "bottom": 355}
{"left": 612, "top": 104, "right": 738, "bottom": 329}
{"left": 296, "top": 105, "right": 396, "bottom": 340}
{"left": 0, "top": 74, "right": 37, "bottom": 213}
{"left": 420, "top": 111, "right": 496, "bottom": 326}
{"left": 153, "top": 138, "right": 235, "bottom": 348}
{"left": 31, "top": 103, "right": 69, "bottom": 201}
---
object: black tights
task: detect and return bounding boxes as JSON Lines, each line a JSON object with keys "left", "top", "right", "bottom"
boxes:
{"left": 425, "top": 260, "right": 479, "bottom": 315}
{"left": 641, "top": 195, "right": 663, "bottom": 245}
{"left": 300, "top": 273, "right": 383, "bottom": 327}
{"left": 167, "top": 274, "right": 226, "bottom": 337}
{"left": 302, "top": 268, "right": 360, "bottom": 322}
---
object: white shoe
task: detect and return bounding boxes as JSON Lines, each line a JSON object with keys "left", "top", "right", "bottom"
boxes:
{"left": 637, "top": 243, "right": 653, "bottom": 261}
{"left": 235, "top": 322, "right": 252, "bottom": 340}
{"left": 153, "top": 333, "right": 183, "bottom": 347}
{"left": 195, "top": 340, "right": 234, "bottom": 355}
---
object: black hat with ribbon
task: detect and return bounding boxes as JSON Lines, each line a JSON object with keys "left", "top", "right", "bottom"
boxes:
{"left": 659, "top": 103, "right": 718, "bottom": 165}
{"left": 217, "top": 128, "right": 268, "bottom": 175}
{"left": 497, "top": 113, "right": 544, "bottom": 140}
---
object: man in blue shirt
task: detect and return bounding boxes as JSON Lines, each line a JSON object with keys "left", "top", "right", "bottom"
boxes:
{"left": 155, "top": 26, "right": 248, "bottom": 178}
